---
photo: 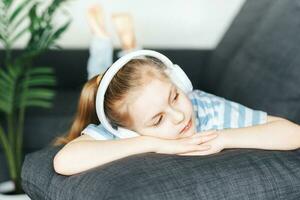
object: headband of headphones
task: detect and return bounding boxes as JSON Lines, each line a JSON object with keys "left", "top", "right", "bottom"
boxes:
{"left": 95, "top": 49, "right": 193, "bottom": 138}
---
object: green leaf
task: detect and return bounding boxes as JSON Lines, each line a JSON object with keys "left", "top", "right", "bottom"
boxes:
{"left": 0, "top": 101, "right": 10, "bottom": 113}
{"left": 0, "top": 1, "right": 9, "bottom": 41}
{"left": 22, "top": 67, "right": 56, "bottom": 87}
{"left": 24, "top": 88, "right": 55, "bottom": 100}
{"left": 9, "top": 11, "right": 29, "bottom": 33}
{"left": 9, "top": 0, "right": 33, "bottom": 23}
{"left": 37, "top": 28, "right": 52, "bottom": 50}
{"left": 50, "top": 44, "right": 62, "bottom": 50}
{"left": 9, "top": 25, "right": 28, "bottom": 44}
{"left": 28, "top": 3, "right": 39, "bottom": 34}
{"left": 2, "top": 0, "right": 13, "bottom": 8}
{"left": 0, "top": 79, "right": 11, "bottom": 89}
{"left": 0, "top": 68, "right": 14, "bottom": 86}
{"left": 23, "top": 76, "right": 56, "bottom": 87}
{"left": 0, "top": 90, "right": 11, "bottom": 100}
{"left": 7, "top": 65, "right": 21, "bottom": 78}
{"left": 22, "top": 100, "right": 53, "bottom": 108}
{"left": 47, "top": 20, "right": 71, "bottom": 47}
{"left": 44, "top": 0, "right": 64, "bottom": 19}
{"left": 0, "top": 82, "right": 14, "bottom": 94}
{"left": 28, "top": 67, "right": 54, "bottom": 75}
{"left": 0, "top": 68, "right": 18, "bottom": 114}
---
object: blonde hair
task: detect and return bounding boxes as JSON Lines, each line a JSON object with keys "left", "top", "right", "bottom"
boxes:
{"left": 53, "top": 56, "right": 170, "bottom": 146}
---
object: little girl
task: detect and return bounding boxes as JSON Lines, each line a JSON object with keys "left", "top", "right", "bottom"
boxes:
{"left": 52, "top": 8, "right": 300, "bottom": 177}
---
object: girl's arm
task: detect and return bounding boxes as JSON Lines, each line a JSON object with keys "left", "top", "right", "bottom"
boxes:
{"left": 53, "top": 135, "right": 156, "bottom": 176}
{"left": 222, "top": 115, "right": 300, "bottom": 150}
{"left": 53, "top": 131, "right": 220, "bottom": 175}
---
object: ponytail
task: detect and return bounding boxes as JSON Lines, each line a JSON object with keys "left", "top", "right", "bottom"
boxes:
{"left": 52, "top": 75, "right": 102, "bottom": 146}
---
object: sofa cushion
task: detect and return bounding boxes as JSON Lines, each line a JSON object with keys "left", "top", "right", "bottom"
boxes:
{"left": 22, "top": 145, "right": 300, "bottom": 200}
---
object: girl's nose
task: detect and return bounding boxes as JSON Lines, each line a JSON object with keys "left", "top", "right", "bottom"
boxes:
{"left": 169, "top": 108, "right": 185, "bottom": 124}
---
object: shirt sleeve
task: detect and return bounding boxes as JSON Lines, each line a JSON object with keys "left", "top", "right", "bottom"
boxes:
{"left": 191, "top": 90, "right": 267, "bottom": 131}
{"left": 81, "top": 124, "right": 119, "bottom": 140}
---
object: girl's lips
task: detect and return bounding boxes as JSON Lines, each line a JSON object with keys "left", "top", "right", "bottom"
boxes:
{"left": 180, "top": 118, "right": 192, "bottom": 134}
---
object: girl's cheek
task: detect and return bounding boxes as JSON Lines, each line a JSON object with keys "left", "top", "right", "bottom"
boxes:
{"left": 154, "top": 124, "right": 175, "bottom": 139}
{"left": 165, "top": 124, "right": 180, "bottom": 139}
{"left": 180, "top": 94, "right": 190, "bottom": 106}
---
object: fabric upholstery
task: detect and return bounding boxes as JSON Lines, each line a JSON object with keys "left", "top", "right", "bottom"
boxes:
{"left": 202, "top": 0, "right": 300, "bottom": 124}
{"left": 22, "top": 145, "right": 300, "bottom": 200}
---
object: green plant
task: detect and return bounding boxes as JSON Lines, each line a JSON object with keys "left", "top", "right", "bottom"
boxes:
{"left": 0, "top": 0, "right": 71, "bottom": 194}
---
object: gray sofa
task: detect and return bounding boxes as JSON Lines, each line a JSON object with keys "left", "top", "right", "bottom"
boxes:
{"left": 21, "top": 0, "right": 300, "bottom": 199}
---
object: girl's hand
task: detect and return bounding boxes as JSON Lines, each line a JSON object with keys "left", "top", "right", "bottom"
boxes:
{"left": 153, "top": 130, "right": 219, "bottom": 155}
{"left": 178, "top": 130, "right": 226, "bottom": 156}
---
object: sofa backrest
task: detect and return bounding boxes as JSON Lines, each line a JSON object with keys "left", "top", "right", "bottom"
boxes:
{"left": 201, "top": 0, "right": 300, "bottom": 124}
{"left": 30, "top": 49, "right": 209, "bottom": 91}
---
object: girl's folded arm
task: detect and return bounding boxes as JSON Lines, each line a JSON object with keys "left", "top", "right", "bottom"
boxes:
{"left": 222, "top": 115, "right": 300, "bottom": 150}
{"left": 53, "top": 135, "right": 156, "bottom": 176}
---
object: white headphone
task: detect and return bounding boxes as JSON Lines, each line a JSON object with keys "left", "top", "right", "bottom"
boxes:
{"left": 95, "top": 50, "right": 193, "bottom": 139}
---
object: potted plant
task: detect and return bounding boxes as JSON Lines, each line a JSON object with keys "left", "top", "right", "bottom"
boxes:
{"left": 0, "top": 0, "right": 71, "bottom": 198}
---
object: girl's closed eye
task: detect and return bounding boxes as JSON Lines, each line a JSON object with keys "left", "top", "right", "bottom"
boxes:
{"left": 154, "top": 115, "right": 163, "bottom": 127}
{"left": 173, "top": 92, "right": 179, "bottom": 101}
{"left": 154, "top": 92, "right": 180, "bottom": 127}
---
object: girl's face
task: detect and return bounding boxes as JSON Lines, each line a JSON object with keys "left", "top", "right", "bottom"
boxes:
{"left": 127, "top": 78, "right": 196, "bottom": 139}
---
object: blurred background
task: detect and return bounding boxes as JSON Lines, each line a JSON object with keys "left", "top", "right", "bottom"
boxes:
{"left": 1, "top": 0, "right": 245, "bottom": 49}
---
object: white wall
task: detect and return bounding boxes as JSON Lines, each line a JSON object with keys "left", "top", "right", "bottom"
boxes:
{"left": 4, "top": 0, "right": 246, "bottom": 49}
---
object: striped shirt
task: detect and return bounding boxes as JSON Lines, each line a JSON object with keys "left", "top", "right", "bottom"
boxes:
{"left": 81, "top": 89, "right": 267, "bottom": 140}
{"left": 188, "top": 89, "right": 267, "bottom": 132}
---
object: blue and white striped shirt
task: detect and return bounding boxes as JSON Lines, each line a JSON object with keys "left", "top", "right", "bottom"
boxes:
{"left": 81, "top": 89, "right": 267, "bottom": 140}
{"left": 188, "top": 89, "right": 267, "bottom": 132}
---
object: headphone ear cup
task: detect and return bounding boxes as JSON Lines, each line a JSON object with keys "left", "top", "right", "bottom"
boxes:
{"left": 165, "top": 64, "right": 193, "bottom": 93}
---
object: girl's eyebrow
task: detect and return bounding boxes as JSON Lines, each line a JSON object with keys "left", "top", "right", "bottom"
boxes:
{"left": 144, "top": 84, "right": 175, "bottom": 126}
